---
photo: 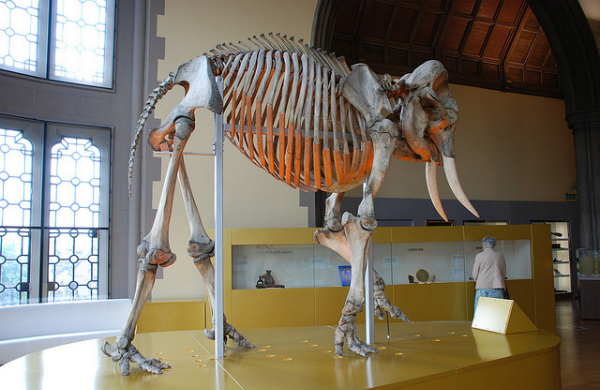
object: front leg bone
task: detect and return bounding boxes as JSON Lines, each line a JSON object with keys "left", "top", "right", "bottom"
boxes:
{"left": 336, "top": 214, "right": 378, "bottom": 357}
{"left": 316, "top": 214, "right": 377, "bottom": 357}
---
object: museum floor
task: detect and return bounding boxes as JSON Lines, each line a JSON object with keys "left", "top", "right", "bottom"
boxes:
{"left": 0, "top": 298, "right": 597, "bottom": 389}
{"left": 556, "top": 297, "right": 600, "bottom": 389}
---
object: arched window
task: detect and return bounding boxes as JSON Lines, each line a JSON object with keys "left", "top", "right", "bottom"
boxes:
{"left": 0, "top": 116, "right": 110, "bottom": 305}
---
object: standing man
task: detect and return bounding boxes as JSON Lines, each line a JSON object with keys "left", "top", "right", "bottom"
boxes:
{"left": 472, "top": 236, "right": 506, "bottom": 313}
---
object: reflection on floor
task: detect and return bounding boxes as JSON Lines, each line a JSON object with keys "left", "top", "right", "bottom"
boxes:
{"left": 0, "top": 321, "right": 560, "bottom": 390}
{"left": 556, "top": 297, "right": 600, "bottom": 390}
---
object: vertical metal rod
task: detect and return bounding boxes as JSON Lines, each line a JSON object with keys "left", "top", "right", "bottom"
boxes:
{"left": 214, "top": 76, "right": 225, "bottom": 358}
{"left": 365, "top": 235, "right": 375, "bottom": 344}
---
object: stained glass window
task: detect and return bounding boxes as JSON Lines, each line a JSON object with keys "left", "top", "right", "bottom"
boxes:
{"left": 0, "top": 118, "right": 110, "bottom": 306}
{"left": 0, "top": 129, "right": 34, "bottom": 305}
{"left": 0, "top": 0, "right": 114, "bottom": 87}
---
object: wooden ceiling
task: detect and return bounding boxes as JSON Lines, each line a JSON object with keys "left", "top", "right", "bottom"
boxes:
{"left": 326, "top": 0, "right": 561, "bottom": 97}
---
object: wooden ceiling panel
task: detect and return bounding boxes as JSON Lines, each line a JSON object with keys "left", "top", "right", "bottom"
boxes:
{"left": 523, "top": 10, "right": 541, "bottom": 30}
{"left": 454, "top": 0, "right": 477, "bottom": 16}
{"left": 497, "top": 0, "right": 523, "bottom": 24}
{"left": 528, "top": 35, "right": 550, "bottom": 68}
{"left": 334, "top": 0, "right": 362, "bottom": 35}
{"left": 463, "top": 21, "right": 491, "bottom": 56}
{"left": 389, "top": 7, "right": 420, "bottom": 44}
{"left": 442, "top": 17, "right": 469, "bottom": 52}
{"left": 462, "top": 58, "right": 480, "bottom": 76}
{"left": 476, "top": 0, "right": 501, "bottom": 20}
{"left": 508, "top": 30, "right": 536, "bottom": 64}
{"left": 388, "top": 47, "right": 410, "bottom": 66}
{"left": 482, "top": 62, "right": 501, "bottom": 80}
{"left": 363, "top": 2, "right": 395, "bottom": 40}
{"left": 326, "top": 0, "right": 561, "bottom": 97}
{"left": 413, "top": 11, "right": 443, "bottom": 47}
{"left": 526, "top": 69, "right": 542, "bottom": 86}
{"left": 361, "top": 42, "right": 386, "bottom": 62}
{"left": 507, "top": 66, "right": 525, "bottom": 83}
{"left": 482, "top": 25, "right": 512, "bottom": 60}
{"left": 412, "top": 50, "right": 433, "bottom": 65}
{"left": 424, "top": 0, "right": 449, "bottom": 8}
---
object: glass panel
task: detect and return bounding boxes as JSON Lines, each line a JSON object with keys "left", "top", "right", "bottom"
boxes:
{"left": 392, "top": 241, "right": 466, "bottom": 284}
{"left": 464, "top": 239, "right": 532, "bottom": 281}
{"left": 0, "top": 227, "right": 31, "bottom": 305}
{"left": 49, "top": 137, "right": 101, "bottom": 228}
{"left": 0, "top": 129, "right": 33, "bottom": 227}
{"left": 0, "top": 129, "right": 34, "bottom": 305}
{"left": 232, "top": 245, "right": 315, "bottom": 289}
{"left": 46, "top": 228, "right": 98, "bottom": 301}
{"left": 47, "top": 137, "right": 101, "bottom": 301}
{"left": 52, "top": 0, "right": 111, "bottom": 86}
{"left": 0, "top": 0, "right": 42, "bottom": 75}
{"left": 313, "top": 244, "right": 349, "bottom": 288}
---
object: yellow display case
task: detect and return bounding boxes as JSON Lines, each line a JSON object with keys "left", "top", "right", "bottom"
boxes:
{"left": 214, "top": 224, "right": 555, "bottom": 333}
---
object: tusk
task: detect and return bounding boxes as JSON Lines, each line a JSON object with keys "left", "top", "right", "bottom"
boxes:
{"left": 442, "top": 155, "right": 480, "bottom": 218}
{"left": 426, "top": 162, "right": 448, "bottom": 222}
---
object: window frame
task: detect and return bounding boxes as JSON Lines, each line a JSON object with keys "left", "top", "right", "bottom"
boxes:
{"left": 0, "top": 0, "right": 116, "bottom": 88}
{"left": 0, "top": 115, "right": 111, "bottom": 305}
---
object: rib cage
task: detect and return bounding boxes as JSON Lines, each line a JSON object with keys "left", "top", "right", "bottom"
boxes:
{"left": 211, "top": 34, "right": 374, "bottom": 193}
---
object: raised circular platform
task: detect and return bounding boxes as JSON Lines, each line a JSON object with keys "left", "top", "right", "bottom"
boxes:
{"left": 0, "top": 321, "right": 560, "bottom": 390}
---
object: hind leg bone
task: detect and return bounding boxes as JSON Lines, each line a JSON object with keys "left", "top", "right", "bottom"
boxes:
{"left": 177, "top": 159, "right": 254, "bottom": 348}
{"left": 102, "top": 117, "right": 192, "bottom": 374}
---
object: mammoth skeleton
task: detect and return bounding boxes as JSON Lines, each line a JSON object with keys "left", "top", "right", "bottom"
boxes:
{"left": 103, "top": 34, "right": 479, "bottom": 375}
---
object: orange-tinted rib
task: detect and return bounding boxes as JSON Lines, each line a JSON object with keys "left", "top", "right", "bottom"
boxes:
{"left": 304, "top": 137, "right": 312, "bottom": 188}
{"left": 294, "top": 130, "right": 302, "bottom": 187}
{"left": 266, "top": 103, "right": 275, "bottom": 173}
{"left": 278, "top": 112, "right": 286, "bottom": 179}
{"left": 239, "top": 93, "right": 246, "bottom": 151}
{"left": 285, "top": 122, "right": 295, "bottom": 185}
{"left": 230, "top": 89, "right": 237, "bottom": 141}
{"left": 334, "top": 150, "right": 345, "bottom": 185}
{"left": 343, "top": 152, "right": 352, "bottom": 180}
{"left": 323, "top": 148, "right": 333, "bottom": 189}
{"left": 350, "top": 146, "right": 360, "bottom": 180}
{"left": 246, "top": 95, "right": 254, "bottom": 160}
{"left": 313, "top": 143, "right": 322, "bottom": 190}
{"left": 256, "top": 100, "right": 266, "bottom": 168}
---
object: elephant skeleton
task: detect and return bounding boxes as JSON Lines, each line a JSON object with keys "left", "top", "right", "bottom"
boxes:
{"left": 103, "top": 34, "right": 479, "bottom": 375}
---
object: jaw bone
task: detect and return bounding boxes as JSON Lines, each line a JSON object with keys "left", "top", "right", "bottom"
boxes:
{"left": 426, "top": 157, "right": 480, "bottom": 221}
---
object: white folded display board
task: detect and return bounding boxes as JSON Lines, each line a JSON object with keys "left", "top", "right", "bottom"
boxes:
{"left": 472, "top": 297, "right": 538, "bottom": 334}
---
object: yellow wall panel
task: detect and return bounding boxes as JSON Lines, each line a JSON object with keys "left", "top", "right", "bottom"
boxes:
{"left": 231, "top": 288, "right": 315, "bottom": 328}
{"left": 394, "top": 283, "right": 469, "bottom": 321}
{"left": 138, "top": 300, "right": 205, "bottom": 333}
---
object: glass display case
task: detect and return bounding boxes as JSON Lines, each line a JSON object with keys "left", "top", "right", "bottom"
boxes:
{"left": 231, "top": 239, "right": 533, "bottom": 290}
{"left": 223, "top": 225, "right": 555, "bottom": 332}
{"left": 533, "top": 221, "right": 572, "bottom": 294}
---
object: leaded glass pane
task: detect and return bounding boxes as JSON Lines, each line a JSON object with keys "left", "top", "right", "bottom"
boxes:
{"left": 47, "top": 137, "right": 101, "bottom": 301}
{"left": 52, "top": 0, "right": 110, "bottom": 86}
{"left": 49, "top": 137, "right": 101, "bottom": 228}
{"left": 0, "top": 129, "right": 33, "bottom": 305}
{"left": 46, "top": 227, "right": 98, "bottom": 301}
{"left": 0, "top": 0, "right": 41, "bottom": 74}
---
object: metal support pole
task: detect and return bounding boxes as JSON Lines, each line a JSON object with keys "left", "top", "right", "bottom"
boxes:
{"left": 365, "top": 235, "right": 375, "bottom": 344}
{"left": 214, "top": 76, "right": 225, "bottom": 358}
